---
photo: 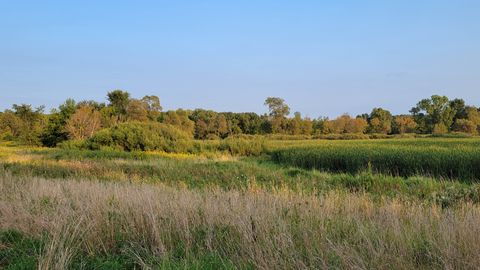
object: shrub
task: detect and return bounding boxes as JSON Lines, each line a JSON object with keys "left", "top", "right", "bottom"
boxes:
{"left": 313, "top": 133, "right": 370, "bottom": 140}
{"left": 218, "top": 138, "right": 266, "bottom": 156}
{"left": 57, "top": 139, "right": 88, "bottom": 150}
{"left": 87, "top": 122, "right": 192, "bottom": 152}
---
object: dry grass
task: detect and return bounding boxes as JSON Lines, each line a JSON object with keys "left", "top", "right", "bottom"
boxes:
{"left": 2, "top": 173, "right": 480, "bottom": 269}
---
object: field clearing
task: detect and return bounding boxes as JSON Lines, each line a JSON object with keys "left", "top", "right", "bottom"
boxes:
{"left": 1, "top": 141, "right": 480, "bottom": 206}
{"left": 2, "top": 138, "right": 480, "bottom": 268}
{"left": 2, "top": 174, "right": 480, "bottom": 269}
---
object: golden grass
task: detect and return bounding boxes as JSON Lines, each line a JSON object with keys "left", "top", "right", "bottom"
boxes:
{"left": 2, "top": 174, "right": 480, "bottom": 269}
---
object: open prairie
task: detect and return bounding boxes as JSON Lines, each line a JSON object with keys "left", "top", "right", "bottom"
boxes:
{"left": 2, "top": 1, "right": 480, "bottom": 268}
{"left": 2, "top": 138, "right": 480, "bottom": 269}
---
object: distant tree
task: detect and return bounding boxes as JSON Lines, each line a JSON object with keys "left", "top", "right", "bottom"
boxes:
{"left": 312, "top": 117, "right": 329, "bottom": 134}
{"left": 77, "top": 100, "right": 105, "bottom": 111}
{"left": 11, "top": 104, "right": 46, "bottom": 145}
{"left": 65, "top": 105, "right": 102, "bottom": 140}
{"left": 126, "top": 99, "right": 149, "bottom": 122}
{"left": 452, "top": 119, "right": 477, "bottom": 134}
{"left": 410, "top": 95, "right": 456, "bottom": 133}
{"left": 220, "top": 112, "right": 242, "bottom": 135}
{"left": 190, "top": 109, "right": 218, "bottom": 139}
{"left": 195, "top": 119, "right": 209, "bottom": 139}
{"left": 264, "top": 97, "right": 290, "bottom": 118}
{"left": 41, "top": 99, "right": 77, "bottom": 147}
{"left": 368, "top": 108, "right": 392, "bottom": 134}
{"left": 161, "top": 109, "right": 195, "bottom": 137}
{"left": 0, "top": 111, "right": 22, "bottom": 139}
{"left": 346, "top": 117, "right": 368, "bottom": 134}
{"left": 432, "top": 123, "right": 448, "bottom": 135}
{"left": 300, "top": 116, "right": 314, "bottom": 135}
{"left": 326, "top": 114, "right": 367, "bottom": 134}
{"left": 326, "top": 115, "right": 347, "bottom": 134}
{"left": 393, "top": 115, "right": 417, "bottom": 134}
{"left": 212, "top": 114, "right": 229, "bottom": 138}
{"left": 466, "top": 106, "right": 480, "bottom": 126}
{"left": 452, "top": 106, "right": 480, "bottom": 134}
{"left": 450, "top": 98, "right": 467, "bottom": 124}
{"left": 286, "top": 112, "right": 302, "bottom": 135}
{"left": 264, "top": 97, "right": 290, "bottom": 134}
{"left": 107, "top": 90, "right": 130, "bottom": 119}
{"left": 141, "top": 95, "right": 162, "bottom": 120}
{"left": 99, "top": 106, "right": 119, "bottom": 128}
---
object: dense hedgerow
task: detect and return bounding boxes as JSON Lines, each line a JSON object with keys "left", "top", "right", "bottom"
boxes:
{"left": 270, "top": 139, "right": 480, "bottom": 181}
{"left": 87, "top": 122, "right": 192, "bottom": 152}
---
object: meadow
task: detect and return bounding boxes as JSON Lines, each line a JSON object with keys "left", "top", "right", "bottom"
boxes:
{"left": 269, "top": 138, "right": 480, "bottom": 181}
{"left": 2, "top": 137, "right": 480, "bottom": 269}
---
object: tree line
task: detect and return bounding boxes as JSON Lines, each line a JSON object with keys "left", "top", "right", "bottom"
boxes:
{"left": 0, "top": 90, "right": 479, "bottom": 146}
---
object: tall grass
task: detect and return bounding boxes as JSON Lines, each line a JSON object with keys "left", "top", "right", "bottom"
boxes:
{"left": 270, "top": 138, "right": 480, "bottom": 181}
{"left": 2, "top": 143, "right": 480, "bottom": 205}
{"left": 2, "top": 174, "right": 480, "bottom": 269}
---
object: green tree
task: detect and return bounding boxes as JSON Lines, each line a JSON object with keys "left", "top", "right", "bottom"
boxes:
{"left": 452, "top": 106, "right": 480, "bottom": 134}
{"left": 286, "top": 112, "right": 302, "bottom": 135}
{"left": 450, "top": 98, "right": 467, "bottom": 124}
{"left": 368, "top": 108, "right": 393, "bottom": 134}
{"left": 161, "top": 109, "right": 195, "bottom": 137}
{"left": 264, "top": 97, "right": 290, "bottom": 134}
{"left": 0, "top": 111, "right": 22, "bottom": 139}
{"left": 264, "top": 97, "right": 290, "bottom": 118}
{"left": 11, "top": 104, "right": 46, "bottom": 145}
{"left": 410, "top": 95, "right": 456, "bottom": 133}
{"left": 141, "top": 95, "right": 162, "bottom": 120}
{"left": 107, "top": 90, "right": 130, "bottom": 120}
{"left": 452, "top": 119, "right": 477, "bottom": 134}
{"left": 126, "top": 99, "right": 149, "bottom": 122}
{"left": 41, "top": 99, "right": 77, "bottom": 147}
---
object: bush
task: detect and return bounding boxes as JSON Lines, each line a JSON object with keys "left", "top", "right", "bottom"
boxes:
{"left": 57, "top": 139, "right": 88, "bottom": 150}
{"left": 264, "top": 134, "right": 312, "bottom": 140}
{"left": 87, "top": 122, "right": 192, "bottom": 152}
{"left": 368, "top": 133, "right": 392, "bottom": 139}
{"left": 313, "top": 133, "right": 370, "bottom": 140}
{"left": 218, "top": 138, "right": 266, "bottom": 156}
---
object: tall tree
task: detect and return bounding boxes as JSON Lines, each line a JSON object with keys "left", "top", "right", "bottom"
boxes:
{"left": 368, "top": 108, "right": 393, "bottom": 134}
{"left": 393, "top": 115, "right": 417, "bottom": 134}
{"left": 141, "top": 95, "right": 162, "bottom": 120}
{"left": 264, "top": 97, "right": 290, "bottom": 118}
{"left": 450, "top": 98, "right": 467, "bottom": 124}
{"left": 162, "top": 109, "right": 195, "bottom": 137}
{"left": 11, "top": 104, "right": 46, "bottom": 145}
{"left": 452, "top": 106, "right": 480, "bottom": 134}
{"left": 410, "top": 95, "right": 456, "bottom": 133}
{"left": 107, "top": 90, "right": 130, "bottom": 119}
{"left": 65, "top": 105, "right": 102, "bottom": 140}
{"left": 126, "top": 99, "right": 149, "bottom": 122}
{"left": 41, "top": 99, "right": 76, "bottom": 147}
{"left": 264, "top": 97, "right": 290, "bottom": 134}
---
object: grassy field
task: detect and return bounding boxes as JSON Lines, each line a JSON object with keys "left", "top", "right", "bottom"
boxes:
{"left": 270, "top": 138, "right": 480, "bottom": 181}
{"left": 1, "top": 138, "right": 480, "bottom": 269}
{"left": 3, "top": 174, "right": 480, "bottom": 269}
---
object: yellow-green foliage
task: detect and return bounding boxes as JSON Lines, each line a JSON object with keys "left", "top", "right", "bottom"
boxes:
{"left": 87, "top": 121, "right": 192, "bottom": 152}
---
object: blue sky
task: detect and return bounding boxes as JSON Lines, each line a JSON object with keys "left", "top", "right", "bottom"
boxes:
{"left": 1, "top": 0, "right": 479, "bottom": 118}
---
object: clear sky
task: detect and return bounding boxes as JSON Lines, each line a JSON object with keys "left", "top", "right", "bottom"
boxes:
{"left": 1, "top": 0, "right": 479, "bottom": 118}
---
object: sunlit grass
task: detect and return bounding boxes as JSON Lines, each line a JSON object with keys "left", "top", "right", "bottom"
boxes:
{"left": 2, "top": 174, "right": 480, "bottom": 269}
